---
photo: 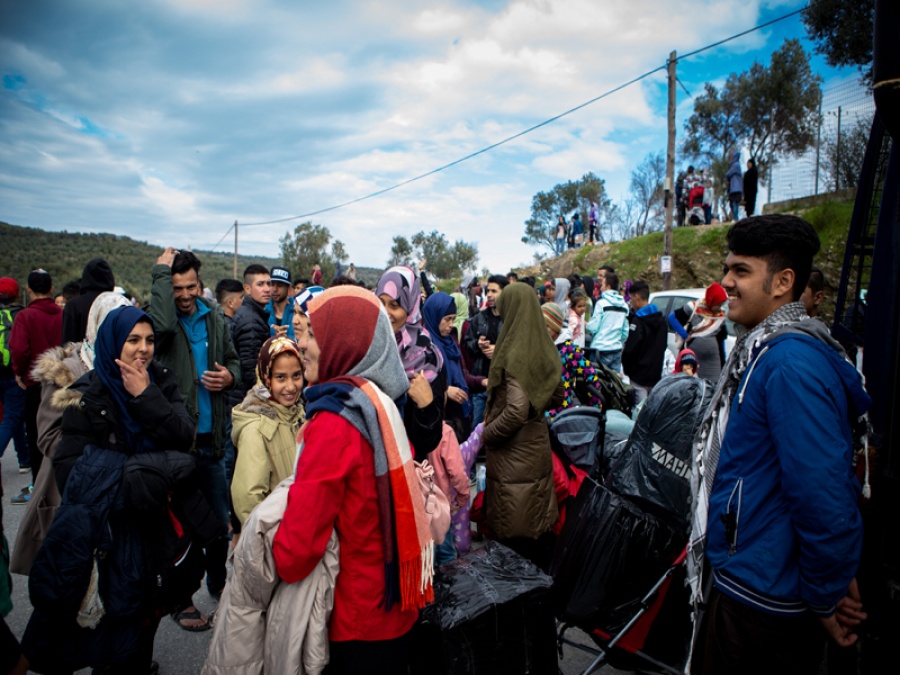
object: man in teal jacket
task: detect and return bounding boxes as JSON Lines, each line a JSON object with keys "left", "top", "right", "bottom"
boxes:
{"left": 149, "top": 247, "right": 240, "bottom": 629}
{"left": 585, "top": 269, "right": 629, "bottom": 372}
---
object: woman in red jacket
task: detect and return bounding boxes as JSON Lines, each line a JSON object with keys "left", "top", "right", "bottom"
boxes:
{"left": 272, "top": 285, "right": 434, "bottom": 674}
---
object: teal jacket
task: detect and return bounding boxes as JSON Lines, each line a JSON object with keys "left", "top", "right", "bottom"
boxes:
{"left": 586, "top": 290, "right": 630, "bottom": 352}
{"left": 148, "top": 264, "right": 240, "bottom": 456}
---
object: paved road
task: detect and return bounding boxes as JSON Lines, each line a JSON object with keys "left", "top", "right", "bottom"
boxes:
{"left": 2, "top": 447, "right": 632, "bottom": 674}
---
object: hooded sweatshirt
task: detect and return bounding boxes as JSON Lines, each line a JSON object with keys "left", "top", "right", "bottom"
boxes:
{"left": 586, "top": 290, "right": 629, "bottom": 352}
{"left": 725, "top": 150, "right": 743, "bottom": 195}
{"left": 10, "top": 298, "right": 62, "bottom": 386}
{"left": 622, "top": 303, "right": 668, "bottom": 388}
{"left": 61, "top": 259, "right": 115, "bottom": 344}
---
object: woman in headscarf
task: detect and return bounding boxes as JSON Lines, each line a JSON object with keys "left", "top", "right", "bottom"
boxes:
{"left": 375, "top": 266, "right": 444, "bottom": 460}
{"left": 482, "top": 282, "right": 562, "bottom": 568}
{"left": 273, "top": 286, "right": 434, "bottom": 674}
{"left": 230, "top": 336, "right": 305, "bottom": 526}
{"left": 10, "top": 292, "right": 131, "bottom": 575}
{"left": 667, "top": 282, "right": 729, "bottom": 382}
{"left": 423, "top": 292, "right": 471, "bottom": 442}
{"left": 25, "top": 306, "right": 200, "bottom": 674}
{"left": 551, "top": 277, "right": 573, "bottom": 344}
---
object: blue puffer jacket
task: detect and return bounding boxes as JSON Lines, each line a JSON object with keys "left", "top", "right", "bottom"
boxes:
{"left": 707, "top": 330, "right": 870, "bottom": 617}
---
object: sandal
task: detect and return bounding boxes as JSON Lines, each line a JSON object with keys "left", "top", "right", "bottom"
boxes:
{"left": 171, "top": 606, "right": 211, "bottom": 632}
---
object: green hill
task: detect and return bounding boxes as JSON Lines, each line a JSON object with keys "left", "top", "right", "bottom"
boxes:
{"left": 0, "top": 221, "right": 384, "bottom": 303}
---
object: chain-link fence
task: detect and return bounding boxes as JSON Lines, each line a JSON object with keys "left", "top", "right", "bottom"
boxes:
{"left": 766, "top": 77, "right": 874, "bottom": 204}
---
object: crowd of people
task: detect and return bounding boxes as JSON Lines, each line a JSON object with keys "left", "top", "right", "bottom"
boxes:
{"left": 0, "top": 213, "right": 871, "bottom": 675}
{"left": 675, "top": 153, "right": 759, "bottom": 227}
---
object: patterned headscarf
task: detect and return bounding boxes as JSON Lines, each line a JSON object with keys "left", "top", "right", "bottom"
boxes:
{"left": 255, "top": 336, "right": 303, "bottom": 389}
{"left": 375, "top": 266, "right": 443, "bottom": 382}
{"left": 293, "top": 285, "right": 326, "bottom": 315}
{"left": 79, "top": 291, "right": 132, "bottom": 369}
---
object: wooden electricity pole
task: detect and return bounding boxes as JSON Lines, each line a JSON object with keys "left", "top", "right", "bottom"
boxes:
{"left": 233, "top": 220, "right": 239, "bottom": 279}
{"left": 662, "top": 51, "right": 677, "bottom": 291}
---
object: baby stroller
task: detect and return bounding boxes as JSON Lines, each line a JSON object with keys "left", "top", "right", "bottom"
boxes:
{"left": 550, "top": 375, "right": 712, "bottom": 674}
{"left": 548, "top": 406, "right": 606, "bottom": 480}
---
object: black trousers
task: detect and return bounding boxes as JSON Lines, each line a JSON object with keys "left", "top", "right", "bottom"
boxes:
{"left": 24, "top": 384, "right": 42, "bottom": 482}
{"left": 691, "top": 588, "right": 825, "bottom": 675}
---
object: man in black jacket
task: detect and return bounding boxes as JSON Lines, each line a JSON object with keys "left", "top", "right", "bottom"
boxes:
{"left": 229, "top": 264, "right": 272, "bottom": 408}
{"left": 622, "top": 281, "right": 668, "bottom": 403}
{"left": 61, "top": 258, "right": 114, "bottom": 344}
{"left": 464, "top": 274, "right": 509, "bottom": 425}
{"left": 744, "top": 158, "right": 759, "bottom": 217}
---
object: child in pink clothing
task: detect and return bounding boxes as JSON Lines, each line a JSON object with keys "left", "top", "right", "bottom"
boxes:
{"left": 568, "top": 290, "right": 587, "bottom": 348}
{"left": 452, "top": 422, "right": 484, "bottom": 557}
{"left": 429, "top": 423, "right": 471, "bottom": 563}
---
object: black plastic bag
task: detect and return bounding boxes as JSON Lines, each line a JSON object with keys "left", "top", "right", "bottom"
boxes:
{"left": 606, "top": 374, "right": 712, "bottom": 528}
{"left": 550, "top": 478, "right": 683, "bottom": 634}
{"left": 410, "top": 541, "right": 557, "bottom": 674}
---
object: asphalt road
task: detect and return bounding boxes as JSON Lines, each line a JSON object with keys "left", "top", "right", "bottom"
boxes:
{"left": 2, "top": 446, "right": 632, "bottom": 675}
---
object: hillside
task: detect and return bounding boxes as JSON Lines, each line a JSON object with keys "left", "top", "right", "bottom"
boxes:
{"left": 0, "top": 222, "right": 384, "bottom": 303}
{"left": 513, "top": 199, "right": 854, "bottom": 324}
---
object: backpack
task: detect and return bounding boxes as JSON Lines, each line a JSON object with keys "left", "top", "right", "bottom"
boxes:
{"left": 590, "top": 362, "right": 635, "bottom": 417}
{"left": 0, "top": 305, "right": 21, "bottom": 371}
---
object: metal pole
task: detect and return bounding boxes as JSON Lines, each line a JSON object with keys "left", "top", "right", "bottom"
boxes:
{"left": 835, "top": 106, "right": 842, "bottom": 191}
{"left": 663, "top": 50, "right": 676, "bottom": 292}
{"left": 814, "top": 95, "right": 822, "bottom": 195}
{"left": 233, "top": 220, "right": 238, "bottom": 279}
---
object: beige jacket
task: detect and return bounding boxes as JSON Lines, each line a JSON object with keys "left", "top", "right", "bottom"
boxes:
{"left": 231, "top": 387, "right": 303, "bottom": 526}
{"left": 10, "top": 344, "right": 85, "bottom": 574}
{"left": 203, "top": 477, "right": 339, "bottom": 675}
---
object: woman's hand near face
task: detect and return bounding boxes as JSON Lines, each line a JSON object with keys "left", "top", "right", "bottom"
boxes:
{"left": 116, "top": 358, "right": 151, "bottom": 397}
{"left": 408, "top": 371, "right": 434, "bottom": 408}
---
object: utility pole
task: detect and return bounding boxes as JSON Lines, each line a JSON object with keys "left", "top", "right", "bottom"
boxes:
{"left": 662, "top": 51, "right": 677, "bottom": 291}
{"left": 233, "top": 221, "right": 238, "bottom": 279}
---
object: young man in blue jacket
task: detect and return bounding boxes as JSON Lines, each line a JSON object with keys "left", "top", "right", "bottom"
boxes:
{"left": 689, "top": 214, "right": 869, "bottom": 674}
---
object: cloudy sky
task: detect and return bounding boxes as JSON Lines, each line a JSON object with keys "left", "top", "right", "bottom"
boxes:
{"left": 0, "top": 0, "right": 855, "bottom": 274}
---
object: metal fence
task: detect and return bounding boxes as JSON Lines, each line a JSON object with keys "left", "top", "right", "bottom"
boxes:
{"left": 766, "top": 77, "right": 875, "bottom": 204}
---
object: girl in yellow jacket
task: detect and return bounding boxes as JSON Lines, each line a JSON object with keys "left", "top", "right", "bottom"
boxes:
{"left": 231, "top": 336, "right": 305, "bottom": 526}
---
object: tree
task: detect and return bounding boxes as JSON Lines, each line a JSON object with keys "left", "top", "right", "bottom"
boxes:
{"left": 629, "top": 151, "right": 666, "bottom": 237}
{"left": 683, "top": 39, "right": 821, "bottom": 183}
{"left": 522, "top": 172, "right": 611, "bottom": 253}
{"left": 279, "top": 221, "right": 346, "bottom": 284}
{"left": 822, "top": 117, "right": 869, "bottom": 192}
{"left": 387, "top": 230, "right": 479, "bottom": 278}
{"left": 388, "top": 235, "right": 414, "bottom": 267}
{"left": 803, "top": 0, "right": 874, "bottom": 84}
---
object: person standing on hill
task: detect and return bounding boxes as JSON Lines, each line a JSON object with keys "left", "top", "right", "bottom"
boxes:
{"left": 310, "top": 264, "right": 323, "bottom": 287}
{"left": 61, "top": 258, "right": 114, "bottom": 344}
{"left": 554, "top": 215, "right": 567, "bottom": 256}
{"left": 10, "top": 270, "right": 62, "bottom": 490}
{"left": 725, "top": 150, "right": 743, "bottom": 222}
{"left": 743, "top": 158, "right": 759, "bottom": 217}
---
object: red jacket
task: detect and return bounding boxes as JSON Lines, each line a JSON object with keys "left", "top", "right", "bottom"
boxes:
{"left": 9, "top": 297, "right": 62, "bottom": 386}
{"left": 273, "top": 411, "right": 419, "bottom": 642}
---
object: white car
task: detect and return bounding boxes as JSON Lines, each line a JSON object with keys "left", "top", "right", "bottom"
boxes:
{"left": 649, "top": 288, "right": 737, "bottom": 359}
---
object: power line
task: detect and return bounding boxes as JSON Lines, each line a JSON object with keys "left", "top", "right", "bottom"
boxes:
{"left": 217, "top": 5, "right": 808, "bottom": 243}
{"left": 211, "top": 222, "right": 235, "bottom": 250}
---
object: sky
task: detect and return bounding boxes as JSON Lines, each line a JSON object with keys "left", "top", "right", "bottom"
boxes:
{"left": 0, "top": 0, "right": 862, "bottom": 275}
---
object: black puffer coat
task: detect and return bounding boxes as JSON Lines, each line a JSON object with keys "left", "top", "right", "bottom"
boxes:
{"left": 229, "top": 296, "right": 271, "bottom": 408}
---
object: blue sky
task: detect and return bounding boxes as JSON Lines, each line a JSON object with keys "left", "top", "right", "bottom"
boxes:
{"left": 0, "top": 0, "right": 863, "bottom": 275}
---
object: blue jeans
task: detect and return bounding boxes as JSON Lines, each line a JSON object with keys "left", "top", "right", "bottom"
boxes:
{"left": 592, "top": 350, "right": 622, "bottom": 373}
{"left": 472, "top": 392, "right": 488, "bottom": 427}
{"left": 555, "top": 238, "right": 565, "bottom": 255}
{"left": 194, "top": 442, "right": 229, "bottom": 594}
{"left": 435, "top": 533, "right": 457, "bottom": 566}
{"left": 0, "top": 375, "right": 28, "bottom": 466}
{"left": 729, "top": 192, "right": 742, "bottom": 221}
